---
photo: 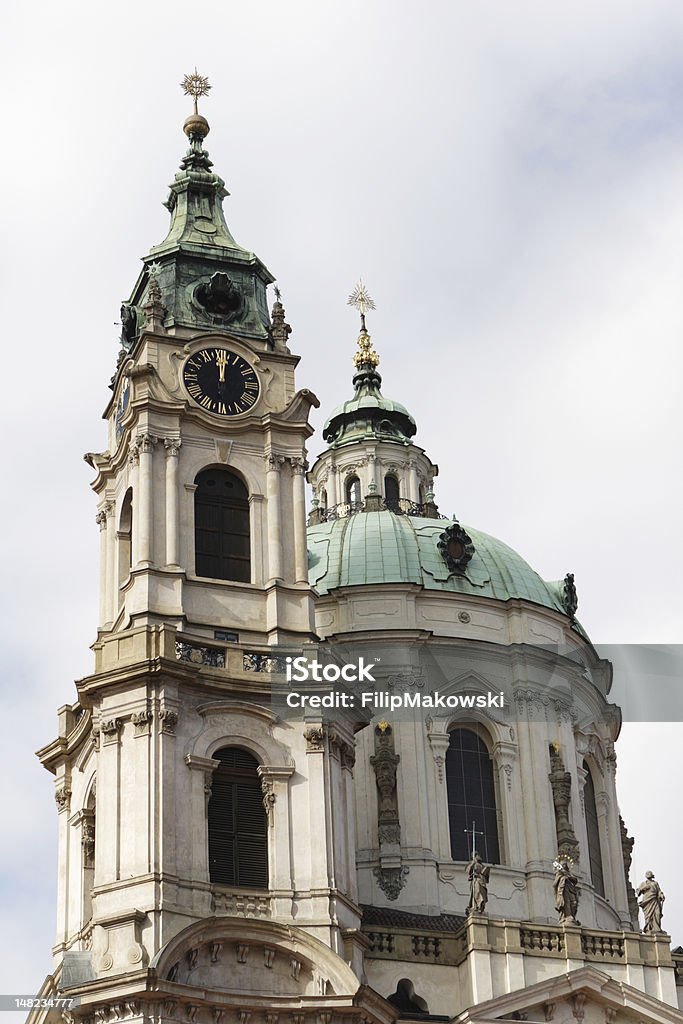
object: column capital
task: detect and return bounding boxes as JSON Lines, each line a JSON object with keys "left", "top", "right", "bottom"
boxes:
{"left": 164, "top": 437, "right": 182, "bottom": 457}
{"left": 289, "top": 456, "right": 309, "bottom": 474}
{"left": 265, "top": 452, "right": 286, "bottom": 470}
{"left": 137, "top": 432, "right": 158, "bottom": 454}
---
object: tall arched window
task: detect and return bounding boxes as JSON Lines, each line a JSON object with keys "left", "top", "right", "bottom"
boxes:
{"left": 446, "top": 727, "right": 500, "bottom": 863}
{"left": 384, "top": 474, "right": 400, "bottom": 510}
{"left": 345, "top": 475, "right": 361, "bottom": 505}
{"left": 118, "top": 488, "right": 133, "bottom": 586}
{"left": 208, "top": 748, "right": 268, "bottom": 888}
{"left": 195, "top": 469, "right": 250, "bottom": 583}
{"left": 583, "top": 761, "right": 604, "bottom": 897}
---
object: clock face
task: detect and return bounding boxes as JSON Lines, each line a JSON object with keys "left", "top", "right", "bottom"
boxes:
{"left": 183, "top": 348, "right": 260, "bottom": 416}
{"left": 115, "top": 378, "right": 130, "bottom": 440}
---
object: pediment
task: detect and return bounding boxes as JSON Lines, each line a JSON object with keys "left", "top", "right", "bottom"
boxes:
{"left": 455, "top": 967, "right": 682, "bottom": 1024}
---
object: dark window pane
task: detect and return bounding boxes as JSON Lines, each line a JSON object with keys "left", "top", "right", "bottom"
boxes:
{"left": 583, "top": 761, "right": 605, "bottom": 897}
{"left": 446, "top": 728, "right": 500, "bottom": 863}
{"left": 195, "top": 469, "right": 251, "bottom": 583}
{"left": 384, "top": 475, "right": 400, "bottom": 508}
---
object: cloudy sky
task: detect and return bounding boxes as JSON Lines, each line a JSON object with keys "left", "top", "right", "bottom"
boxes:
{"left": 1, "top": 0, "right": 682, "bottom": 1004}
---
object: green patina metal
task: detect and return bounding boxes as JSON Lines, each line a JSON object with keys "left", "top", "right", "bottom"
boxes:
{"left": 308, "top": 511, "right": 584, "bottom": 633}
{"left": 125, "top": 118, "right": 274, "bottom": 342}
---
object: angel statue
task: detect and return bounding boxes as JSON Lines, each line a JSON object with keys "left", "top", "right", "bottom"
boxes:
{"left": 466, "top": 851, "right": 491, "bottom": 914}
{"left": 553, "top": 855, "right": 580, "bottom": 923}
{"left": 637, "top": 871, "right": 665, "bottom": 933}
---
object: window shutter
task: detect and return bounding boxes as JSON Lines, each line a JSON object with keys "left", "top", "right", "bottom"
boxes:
{"left": 195, "top": 470, "right": 251, "bottom": 583}
{"left": 208, "top": 748, "right": 268, "bottom": 888}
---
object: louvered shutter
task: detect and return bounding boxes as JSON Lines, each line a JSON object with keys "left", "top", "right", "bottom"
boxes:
{"left": 208, "top": 748, "right": 268, "bottom": 888}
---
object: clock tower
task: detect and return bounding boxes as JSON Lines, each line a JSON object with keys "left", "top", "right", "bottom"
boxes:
{"left": 35, "top": 79, "right": 388, "bottom": 1024}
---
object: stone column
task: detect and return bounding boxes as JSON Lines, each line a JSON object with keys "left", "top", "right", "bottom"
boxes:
{"left": 407, "top": 460, "right": 419, "bottom": 502}
{"left": 96, "top": 506, "right": 109, "bottom": 626}
{"left": 104, "top": 501, "right": 116, "bottom": 623}
{"left": 367, "top": 453, "right": 379, "bottom": 493}
{"left": 291, "top": 457, "right": 308, "bottom": 583}
{"left": 258, "top": 765, "right": 295, "bottom": 902}
{"left": 136, "top": 433, "right": 157, "bottom": 566}
{"left": 327, "top": 463, "right": 339, "bottom": 506}
{"left": 128, "top": 442, "right": 140, "bottom": 566}
{"left": 164, "top": 438, "right": 181, "bottom": 567}
{"left": 266, "top": 453, "right": 285, "bottom": 582}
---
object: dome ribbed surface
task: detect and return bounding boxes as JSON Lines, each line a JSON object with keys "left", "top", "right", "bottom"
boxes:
{"left": 308, "top": 511, "right": 572, "bottom": 619}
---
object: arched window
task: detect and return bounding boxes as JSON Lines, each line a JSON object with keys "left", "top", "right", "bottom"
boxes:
{"left": 195, "top": 469, "right": 250, "bottom": 583}
{"left": 583, "top": 761, "right": 604, "bottom": 897}
{"left": 81, "top": 784, "right": 96, "bottom": 924}
{"left": 384, "top": 474, "right": 400, "bottom": 510}
{"left": 319, "top": 488, "right": 328, "bottom": 510}
{"left": 345, "top": 475, "right": 361, "bottom": 505}
{"left": 208, "top": 748, "right": 268, "bottom": 888}
{"left": 446, "top": 727, "right": 500, "bottom": 863}
{"left": 118, "top": 488, "right": 133, "bottom": 586}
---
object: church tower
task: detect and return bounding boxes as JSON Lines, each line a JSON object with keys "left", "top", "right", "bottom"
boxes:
{"left": 33, "top": 79, "right": 682, "bottom": 1024}
{"left": 35, "top": 78, "right": 390, "bottom": 1024}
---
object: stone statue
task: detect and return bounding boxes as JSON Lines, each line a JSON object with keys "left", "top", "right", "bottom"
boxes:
{"left": 637, "top": 871, "right": 665, "bottom": 933}
{"left": 466, "top": 851, "right": 490, "bottom": 914}
{"left": 553, "top": 856, "right": 580, "bottom": 924}
{"left": 120, "top": 303, "right": 137, "bottom": 349}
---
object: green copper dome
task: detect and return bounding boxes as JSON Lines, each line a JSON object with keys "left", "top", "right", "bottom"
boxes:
{"left": 307, "top": 511, "right": 580, "bottom": 627}
{"left": 323, "top": 392, "right": 416, "bottom": 447}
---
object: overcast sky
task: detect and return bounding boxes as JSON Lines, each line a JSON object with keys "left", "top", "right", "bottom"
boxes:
{"left": 1, "top": 0, "right": 682, "bottom": 1004}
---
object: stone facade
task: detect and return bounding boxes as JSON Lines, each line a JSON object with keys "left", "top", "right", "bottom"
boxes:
{"left": 31, "top": 102, "right": 683, "bottom": 1024}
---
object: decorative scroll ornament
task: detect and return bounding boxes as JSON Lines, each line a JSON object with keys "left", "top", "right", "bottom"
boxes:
{"left": 373, "top": 865, "right": 409, "bottom": 901}
{"left": 438, "top": 522, "right": 475, "bottom": 575}
{"left": 562, "top": 572, "right": 578, "bottom": 619}
{"left": 195, "top": 272, "right": 243, "bottom": 320}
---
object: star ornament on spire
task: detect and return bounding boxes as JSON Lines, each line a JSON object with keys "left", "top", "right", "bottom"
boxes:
{"left": 347, "top": 280, "right": 376, "bottom": 320}
{"left": 181, "top": 68, "right": 211, "bottom": 114}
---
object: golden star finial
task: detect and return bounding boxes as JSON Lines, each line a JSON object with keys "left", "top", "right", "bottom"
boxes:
{"left": 181, "top": 68, "right": 211, "bottom": 115}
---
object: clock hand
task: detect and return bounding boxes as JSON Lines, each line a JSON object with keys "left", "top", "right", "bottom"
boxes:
{"left": 215, "top": 351, "right": 228, "bottom": 382}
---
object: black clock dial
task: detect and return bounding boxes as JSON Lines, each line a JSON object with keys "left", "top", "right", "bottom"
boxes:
{"left": 115, "top": 378, "right": 130, "bottom": 439}
{"left": 183, "top": 348, "right": 260, "bottom": 416}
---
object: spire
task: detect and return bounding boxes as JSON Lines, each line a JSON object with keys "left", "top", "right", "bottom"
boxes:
{"left": 321, "top": 283, "right": 416, "bottom": 446}
{"left": 178, "top": 68, "right": 213, "bottom": 173}
{"left": 123, "top": 71, "right": 275, "bottom": 344}
{"left": 347, "top": 280, "right": 382, "bottom": 396}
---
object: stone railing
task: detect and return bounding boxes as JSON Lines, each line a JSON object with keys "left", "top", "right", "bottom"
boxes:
{"left": 365, "top": 926, "right": 467, "bottom": 967}
{"left": 520, "top": 926, "right": 564, "bottom": 954}
{"left": 364, "top": 914, "right": 672, "bottom": 970}
{"left": 211, "top": 887, "right": 271, "bottom": 918}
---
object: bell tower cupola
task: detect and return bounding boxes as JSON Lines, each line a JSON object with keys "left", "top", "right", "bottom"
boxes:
{"left": 308, "top": 282, "right": 438, "bottom": 518}
{"left": 89, "top": 75, "right": 318, "bottom": 646}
